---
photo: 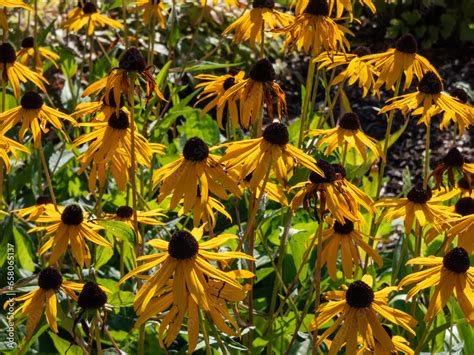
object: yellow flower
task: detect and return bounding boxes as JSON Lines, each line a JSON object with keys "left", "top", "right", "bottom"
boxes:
{"left": 119, "top": 226, "right": 254, "bottom": 353}
{"left": 380, "top": 72, "right": 474, "bottom": 133}
{"left": 73, "top": 109, "right": 164, "bottom": 192}
{"left": 222, "top": 0, "right": 293, "bottom": 48}
{"left": 362, "top": 33, "right": 440, "bottom": 92}
{"left": 177, "top": 195, "right": 233, "bottom": 228}
{"left": 130, "top": 0, "right": 167, "bottom": 28}
{"left": 314, "top": 46, "right": 378, "bottom": 97}
{"left": 195, "top": 71, "right": 245, "bottom": 129}
{"left": 220, "top": 122, "right": 322, "bottom": 190}
{"left": 359, "top": 326, "right": 414, "bottom": 355}
{"left": 219, "top": 59, "right": 287, "bottom": 129}
{"left": 320, "top": 218, "right": 382, "bottom": 280}
{"left": 291, "top": 161, "right": 374, "bottom": 223}
{"left": 0, "top": 133, "right": 30, "bottom": 172}
{"left": 291, "top": 0, "right": 376, "bottom": 17}
{"left": 445, "top": 197, "right": 474, "bottom": 253}
{"left": 0, "top": 42, "right": 48, "bottom": 99}
{"left": 63, "top": 1, "right": 123, "bottom": 36}
{"left": 0, "top": 0, "right": 32, "bottom": 31}
{"left": 0, "top": 91, "right": 76, "bottom": 148}
{"left": 29, "top": 204, "right": 112, "bottom": 267}
{"left": 308, "top": 112, "right": 383, "bottom": 161}
{"left": 73, "top": 91, "right": 124, "bottom": 122}
{"left": 399, "top": 248, "right": 474, "bottom": 325}
{"left": 430, "top": 148, "right": 474, "bottom": 189}
{"left": 313, "top": 275, "right": 416, "bottom": 354}
{"left": 11, "top": 195, "right": 54, "bottom": 221}
{"left": 10, "top": 267, "right": 82, "bottom": 339}
{"left": 16, "top": 37, "right": 60, "bottom": 73}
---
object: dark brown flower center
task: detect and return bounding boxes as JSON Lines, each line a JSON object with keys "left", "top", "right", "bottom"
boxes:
{"left": 450, "top": 88, "right": 469, "bottom": 104}
{"left": 151, "top": 0, "right": 161, "bottom": 4}
{"left": 332, "top": 163, "right": 346, "bottom": 179}
{"left": 119, "top": 47, "right": 146, "bottom": 72}
{"left": 443, "top": 247, "right": 470, "bottom": 273}
{"left": 395, "top": 33, "right": 418, "bottom": 54}
{"left": 345, "top": 280, "right": 374, "bottom": 308}
{"left": 334, "top": 219, "right": 354, "bottom": 234}
{"left": 108, "top": 110, "right": 130, "bottom": 130}
{"left": 0, "top": 43, "right": 16, "bottom": 64}
{"left": 418, "top": 72, "right": 443, "bottom": 95}
{"left": 21, "top": 36, "right": 35, "bottom": 49}
{"left": 407, "top": 185, "right": 432, "bottom": 204}
{"left": 443, "top": 147, "right": 465, "bottom": 167}
{"left": 455, "top": 197, "right": 474, "bottom": 216}
{"left": 304, "top": 0, "right": 330, "bottom": 16}
{"left": 309, "top": 160, "right": 336, "bottom": 184}
{"left": 82, "top": 2, "right": 98, "bottom": 14}
{"left": 249, "top": 58, "right": 276, "bottom": 82}
{"left": 458, "top": 177, "right": 471, "bottom": 191}
{"left": 168, "top": 230, "right": 199, "bottom": 259}
{"left": 38, "top": 267, "right": 63, "bottom": 290}
{"left": 36, "top": 195, "right": 52, "bottom": 205}
{"left": 116, "top": 205, "right": 134, "bottom": 218}
{"left": 223, "top": 77, "right": 235, "bottom": 90}
{"left": 183, "top": 137, "right": 209, "bottom": 161}
{"left": 78, "top": 281, "right": 107, "bottom": 309}
{"left": 338, "top": 112, "right": 361, "bottom": 130}
{"left": 352, "top": 46, "right": 371, "bottom": 57}
{"left": 61, "top": 204, "right": 84, "bottom": 226}
{"left": 252, "top": 0, "right": 274, "bottom": 9}
{"left": 262, "top": 122, "right": 289, "bottom": 145}
{"left": 21, "top": 91, "right": 44, "bottom": 110}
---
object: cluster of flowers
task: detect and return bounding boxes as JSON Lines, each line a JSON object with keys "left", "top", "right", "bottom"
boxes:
{"left": 1, "top": 0, "right": 473, "bottom": 353}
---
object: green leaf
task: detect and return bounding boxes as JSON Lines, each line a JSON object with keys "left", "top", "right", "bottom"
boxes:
{"left": 184, "top": 61, "right": 244, "bottom": 72}
{"left": 60, "top": 49, "right": 78, "bottom": 79}
{"left": 49, "top": 332, "right": 82, "bottom": 355}
{"left": 99, "top": 220, "right": 136, "bottom": 243}
{"left": 13, "top": 227, "right": 35, "bottom": 272}
{"left": 177, "top": 111, "right": 220, "bottom": 146}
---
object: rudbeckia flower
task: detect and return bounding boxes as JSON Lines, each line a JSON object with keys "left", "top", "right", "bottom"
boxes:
{"left": 119, "top": 227, "right": 254, "bottom": 353}
{"left": 220, "top": 122, "right": 322, "bottom": 190}
{"left": 313, "top": 275, "right": 416, "bottom": 354}
{"left": 16, "top": 37, "right": 60, "bottom": 72}
{"left": 362, "top": 33, "right": 440, "bottom": 92}
{"left": 73, "top": 109, "right": 164, "bottom": 192}
{"left": 219, "top": 59, "right": 286, "bottom": 129}
{"left": 430, "top": 147, "right": 474, "bottom": 189}
{"left": 130, "top": 0, "right": 167, "bottom": 28}
{"left": 0, "top": 91, "right": 76, "bottom": 148}
{"left": 376, "top": 184, "right": 458, "bottom": 233}
{"left": 380, "top": 72, "right": 474, "bottom": 133}
{"left": 320, "top": 218, "right": 382, "bottom": 280}
{"left": 29, "top": 204, "right": 112, "bottom": 267}
{"left": 82, "top": 47, "right": 165, "bottom": 106}
{"left": 314, "top": 46, "right": 379, "bottom": 97}
{"left": 445, "top": 197, "right": 474, "bottom": 253}
{"left": 222, "top": 0, "right": 293, "bottom": 48}
{"left": 291, "top": 0, "right": 376, "bottom": 17}
{"left": 152, "top": 136, "right": 241, "bottom": 217}
{"left": 178, "top": 195, "right": 233, "bottom": 228}
{"left": 240, "top": 174, "right": 289, "bottom": 205}
{"left": 280, "top": 0, "right": 352, "bottom": 57}
{"left": 399, "top": 247, "right": 474, "bottom": 325}
{"left": 12, "top": 195, "right": 54, "bottom": 221}
{"left": 73, "top": 91, "right": 124, "bottom": 122}
{"left": 0, "top": 132, "right": 29, "bottom": 172}
{"left": 63, "top": 1, "right": 123, "bottom": 36}
{"left": 0, "top": 0, "right": 32, "bottom": 31}
{"left": 195, "top": 71, "right": 245, "bottom": 129}
{"left": 359, "top": 325, "right": 414, "bottom": 355}
{"left": 290, "top": 161, "right": 374, "bottom": 222}
{"left": 0, "top": 42, "right": 48, "bottom": 99}
{"left": 11, "top": 267, "right": 83, "bottom": 338}
{"left": 308, "top": 112, "right": 383, "bottom": 161}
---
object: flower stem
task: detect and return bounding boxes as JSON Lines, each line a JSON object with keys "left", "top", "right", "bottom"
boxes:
{"left": 341, "top": 141, "right": 348, "bottom": 166}
{"left": 121, "top": 0, "right": 129, "bottom": 47}
{"left": 312, "top": 219, "right": 324, "bottom": 352}
{"left": 260, "top": 21, "right": 265, "bottom": 59}
{"left": 423, "top": 124, "right": 431, "bottom": 190}
{"left": 38, "top": 142, "right": 59, "bottom": 211}
{"left": 298, "top": 60, "right": 316, "bottom": 148}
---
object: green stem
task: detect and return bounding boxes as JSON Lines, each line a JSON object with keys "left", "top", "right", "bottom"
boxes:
{"left": 260, "top": 21, "right": 265, "bottom": 59}
{"left": 414, "top": 318, "right": 434, "bottom": 354}
{"left": 298, "top": 60, "right": 316, "bottom": 148}
{"left": 312, "top": 219, "right": 324, "bottom": 352}
{"left": 341, "top": 141, "right": 348, "bottom": 166}
{"left": 423, "top": 124, "right": 431, "bottom": 190}
{"left": 38, "top": 142, "right": 59, "bottom": 211}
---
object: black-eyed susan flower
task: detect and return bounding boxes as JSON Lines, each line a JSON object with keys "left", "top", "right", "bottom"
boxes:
{"left": 363, "top": 33, "right": 440, "bottom": 92}
{"left": 291, "top": 161, "right": 374, "bottom": 222}
{"left": 178, "top": 195, "right": 233, "bottom": 228}
{"left": 0, "top": 91, "right": 76, "bottom": 148}
{"left": 153, "top": 136, "right": 240, "bottom": 216}
{"left": 0, "top": 0, "right": 32, "bottom": 31}
{"left": 320, "top": 218, "right": 382, "bottom": 280}
{"left": 0, "top": 42, "right": 47, "bottom": 99}
{"left": 279, "top": 0, "right": 352, "bottom": 57}
{"left": 0, "top": 132, "right": 29, "bottom": 172}
{"left": 16, "top": 37, "right": 60, "bottom": 72}
{"left": 12, "top": 195, "right": 54, "bottom": 221}
{"left": 119, "top": 227, "right": 253, "bottom": 352}
{"left": 314, "top": 46, "right": 378, "bottom": 97}
{"left": 399, "top": 247, "right": 474, "bottom": 325}
{"left": 222, "top": 0, "right": 293, "bottom": 48}
{"left": 130, "top": 0, "right": 167, "bottom": 28}
{"left": 240, "top": 173, "right": 289, "bottom": 206}
{"left": 219, "top": 59, "right": 286, "bottom": 129}
{"left": 12, "top": 267, "right": 83, "bottom": 339}
{"left": 73, "top": 109, "right": 164, "bottom": 192}
{"left": 29, "top": 204, "right": 111, "bottom": 267}
{"left": 72, "top": 91, "right": 124, "bottom": 122}
{"left": 359, "top": 325, "right": 414, "bottom": 355}
{"left": 77, "top": 281, "right": 108, "bottom": 311}
{"left": 82, "top": 47, "right": 165, "bottom": 105}
{"left": 308, "top": 112, "right": 383, "bottom": 161}
{"left": 380, "top": 72, "right": 474, "bottom": 133}
{"left": 195, "top": 71, "right": 245, "bottom": 129}
{"left": 430, "top": 147, "right": 474, "bottom": 189}
{"left": 446, "top": 197, "right": 474, "bottom": 253}
{"left": 313, "top": 275, "right": 416, "bottom": 354}
{"left": 63, "top": 1, "right": 123, "bottom": 36}
{"left": 376, "top": 184, "right": 458, "bottom": 233}
{"left": 220, "top": 122, "right": 322, "bottom": 190}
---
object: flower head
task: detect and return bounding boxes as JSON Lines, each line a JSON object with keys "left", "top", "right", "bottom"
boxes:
{"left": 16, "top": 36, "right": 60, "bottom": 72}
{"left": 63, "top": 2, "right": 123, "bottom": 36}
